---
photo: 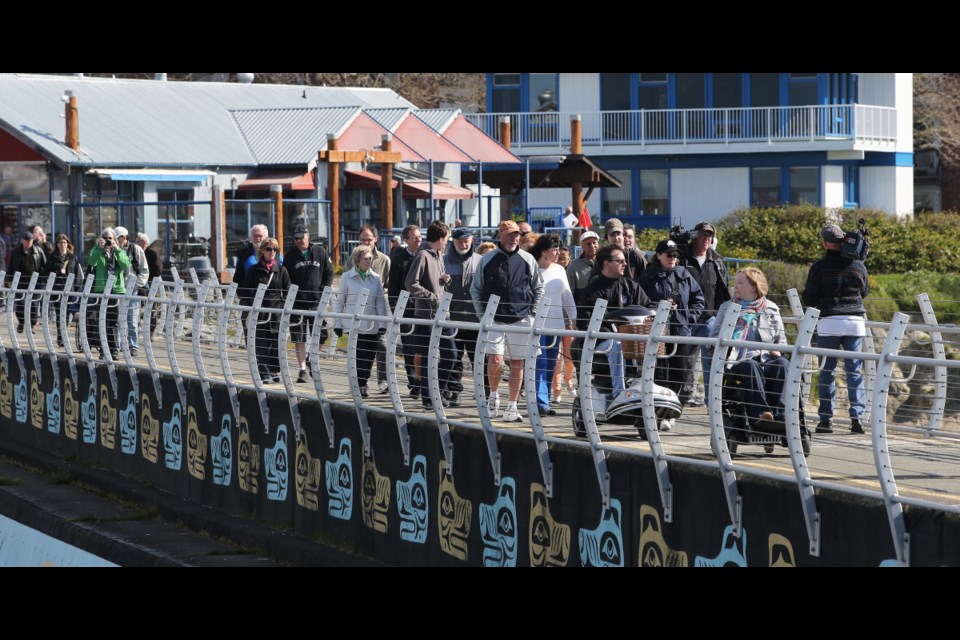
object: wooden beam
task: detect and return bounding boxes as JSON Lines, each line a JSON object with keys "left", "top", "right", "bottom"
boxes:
{"left": 325, "top": 134, "right": 341, "bottom": 268}
{"left": 318, "top": 150, "right": 402, "bottom": 163}
{"left": 271, "top": 185, "right": 284, "bottom": 251}
{"left": 380, "top": 134, "right": 394, "bottom": 231}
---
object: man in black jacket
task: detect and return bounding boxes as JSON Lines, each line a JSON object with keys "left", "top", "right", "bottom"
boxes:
{"left": 681, "top": 221, "right": 731, "bottom": 406}
{"left": 576, "top": 245, "right": 652, "bottom": 398}
{"left": 285, "top": 224, "right": 334, "bottom": 383}
{"left": 10, "top": 231, "right": 47, "bottom": 333}
{"left": 802, "top": 223, "right": 870, "bottom": 434}
{"left": 387, "top": 225, "right": 422, "bottom": 396}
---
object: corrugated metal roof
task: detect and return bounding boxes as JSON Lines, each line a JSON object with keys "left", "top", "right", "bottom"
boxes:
{"left": 231, "top": 106, "right": 361, "bottom": 166}
{"left": 0, "top": 74, "right": 415, "bottom": 168}
{"left": 364, "top": 107, "right": 411, "bottom": 132}
{"left": 412, "top": 108, "right": 460, "bottom": 133}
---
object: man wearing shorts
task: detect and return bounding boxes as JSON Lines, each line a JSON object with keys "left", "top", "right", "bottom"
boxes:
{"left": 285, "top": 223, "right": 333, "bottom": 382}
{"left": 470, "top": 220, "right": 544, "bottom": 423}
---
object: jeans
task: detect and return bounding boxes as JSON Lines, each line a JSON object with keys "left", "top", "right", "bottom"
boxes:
{"left": 597, "top": 339, "right": 626, "bottom": 398}
{"left": 535, "top": 335, "right": 560, "bottom": 410}
{"left": 816, "top": 334, "right": 866, "bottom": 420}
{"left": 693, "top": 316, "right": 716, "bottom": 403}
{"left": 127, "top": 298, "right": 141, "bottom": 351}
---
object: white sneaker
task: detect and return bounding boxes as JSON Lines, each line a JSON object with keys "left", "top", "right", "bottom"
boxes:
{"left": 486, "top": 393, "right": 500, "bottom": 418}
{"left": 503, "top": 403, "right": 522, "bottom": 423}
{"left": 659, "top": 418, "right": 673, "bottom": 432}
{"left": 378, "top": 381, "right": 389, "bottom": 394}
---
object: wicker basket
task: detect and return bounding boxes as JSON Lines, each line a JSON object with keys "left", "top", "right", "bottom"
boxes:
{"left": 617, "top": 316, "right": 666, "bottom": 360}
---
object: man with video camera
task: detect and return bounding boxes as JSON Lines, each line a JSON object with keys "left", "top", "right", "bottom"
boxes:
{"left": 802, "top": 223, "right": 870, "bottom": 435}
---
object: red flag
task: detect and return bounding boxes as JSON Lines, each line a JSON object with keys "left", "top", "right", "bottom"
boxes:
{"left": 577, "top": 205, "right": 591, "bottom": 230}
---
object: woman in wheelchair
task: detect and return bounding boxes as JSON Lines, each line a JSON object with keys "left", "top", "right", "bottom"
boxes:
{"left": 708, "top": 267, "right": 789, "bottom": 431}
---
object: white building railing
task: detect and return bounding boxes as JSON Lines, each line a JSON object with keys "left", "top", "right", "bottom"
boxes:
{"left": 465, "top": 104, "right": 897, "bottom": 149}
{"left": 0, "top": 271, "right": 956, "bottom": 566}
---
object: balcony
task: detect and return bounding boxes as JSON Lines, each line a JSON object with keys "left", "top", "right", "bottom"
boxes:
{"left": 466, "top": 104, "right": 897, "bottom": 153}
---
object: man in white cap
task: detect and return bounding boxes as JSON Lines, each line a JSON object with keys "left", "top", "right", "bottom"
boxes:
{"left": 565, "top": 230, "right": 599, "bottom": 297}
{"left": 115, "top": 226, "right": 149, "bottom": 356}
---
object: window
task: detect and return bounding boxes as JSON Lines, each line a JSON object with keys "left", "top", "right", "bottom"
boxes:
{"left": 639, "top": 74, "right": 669, "bottom": 140}
{"left": 602, "top": 170, "right": 632, "bottom": 217}
{"left": 529, "top": 73, "right": 558, "bottom": 112}
{"left": 639, "top": 170, "right": 669, "bottom": 216}
{"left": 601, "top": 73, "right": 632, "bottom": 140}
{"left": 713, "top": 73, "right": 742, "bottom": 109}
{"left": 158, "top": 189, "right": 196, "bottom": 271}
{"left": 492, "top": 73, "right": 520, "bottom": 113}
{"left": 789, "top": 167, "right": 818, "bottom": 204}
{"left": 751, "top": 168, "right": 782, "bottom": 207}
{"left": 842, "top": 166, "right": 859, "bottom": 208}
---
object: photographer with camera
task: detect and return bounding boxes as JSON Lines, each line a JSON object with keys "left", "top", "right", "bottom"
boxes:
{"left": 87, "top": 227, "right": 131, "bottom": 359}
{"left": 678, "top": 222, "right": 731, "bottom": 407}
{"left": 802, "top": 223, "right": 870, "bottom": 435}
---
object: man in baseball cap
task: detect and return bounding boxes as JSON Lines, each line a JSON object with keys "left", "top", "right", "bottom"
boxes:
{"left": 566, "top": 231, "right": 600, "bottom": 297}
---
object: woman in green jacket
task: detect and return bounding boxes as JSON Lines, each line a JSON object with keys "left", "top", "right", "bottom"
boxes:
{"left": 86, "top": 227, "right": 131, "bottom": 359}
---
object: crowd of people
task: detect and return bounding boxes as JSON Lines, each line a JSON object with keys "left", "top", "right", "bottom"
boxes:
{"left": 2, "top": 215, "right": 868, "bottom": 436}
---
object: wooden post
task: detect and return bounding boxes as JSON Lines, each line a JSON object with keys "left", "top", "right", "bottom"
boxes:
{"left": 380, "top": 134, "right": 394, "bottom": 231}
{"left": 65, "top": 91, "right": 79, "bottom": 151}
{"left": 326, "top": 134, "right": 341, "bottom": 268}
{"left": 271, "top": 184, "right": 284, "bottom": 250}
{"left": 571, "top": 114, "right": 582, "bottom": 155}
{"left": 211, "top": 185, "right": 230, "bottom": 283}
{"left": 499, "top": 116, "right": 511, "bottom": 149}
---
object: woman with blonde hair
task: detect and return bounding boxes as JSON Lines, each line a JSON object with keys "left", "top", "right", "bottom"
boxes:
{"left": 333, "top": 244, "right": 389, "bottom": 398}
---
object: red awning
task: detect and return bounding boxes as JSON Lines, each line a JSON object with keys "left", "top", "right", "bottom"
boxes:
{"left": 239, "top": 168, "right": 315, "bottom": 191}
{"left": 402, "top": 181, "right": 475, "bottom": 200}
{"left": 344, "top": 169, "right": 398, "bottom": 190}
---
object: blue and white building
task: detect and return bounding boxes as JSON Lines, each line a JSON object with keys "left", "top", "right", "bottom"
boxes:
{"left": 467, "top": 73, "right": 913, "bottom": 228}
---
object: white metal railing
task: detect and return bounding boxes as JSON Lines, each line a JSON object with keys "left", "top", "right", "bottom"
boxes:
{"left": 0, "top": 273, "right": 957, "bottom": 566}
{"left": 465, "top": 104, "right": 897, "bottom": 148}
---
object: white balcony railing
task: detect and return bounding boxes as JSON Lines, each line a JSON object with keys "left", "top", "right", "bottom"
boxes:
{"left": 466, "top": 104, "right": 898, "bottom": 149}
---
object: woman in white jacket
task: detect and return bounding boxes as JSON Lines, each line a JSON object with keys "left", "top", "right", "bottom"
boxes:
{"left": 531, "top": 234, "right": 577, "bottom": 416}
{"left": 334, "top": 245, "right": 389, "bottom": 398}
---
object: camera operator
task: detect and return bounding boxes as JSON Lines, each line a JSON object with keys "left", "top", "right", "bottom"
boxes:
{"left": 87, "top": 227, "right": 131, "bottom": 359}
{"left": 802, "top": 223, "right": 869, "bottom": 435}
{"left": 679, "top": 222, "right": 730, "bottom": 406}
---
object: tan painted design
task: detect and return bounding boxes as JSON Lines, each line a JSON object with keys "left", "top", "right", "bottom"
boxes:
{"left": 528, "top": 482, "right": 571, "bottom": 567}
{"left": 638, "top": 504, "right": 688, "bottom": 567}
{"left": 438, "top": 461, "right": 472, "bottom": 561}
{"left": 768, "top": 533, "right": 796, "bottom": 567}
{"left": 360, "top": 454, "right": 390, "bottom": 532}
{"left": 186, "top": 406, "right": 208, "bottom": 481}
{"left": 237, "top": 416, "right": 260, "bottom": 495}
{"left": 63, "top": 378, "right": 78, "bottom": 440}
{"left": 29, "top": 370, "right": 44, "bottom": 430}
{"left": 0, "top": 366, "right": 11, "bottom": 419}
{"left": 295, "top": 430, "right": 322, "bottom": 512}
{"left": 140, "top": 394, "right": 159, "bottom": 464}
{"left": 98, "top": 384, "right": 116, "bottom": 450}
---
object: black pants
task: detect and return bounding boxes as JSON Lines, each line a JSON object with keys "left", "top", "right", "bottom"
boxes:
{"left": 255, "top": 319, "right": 280, "bottom": 376}
{"left": 723, "top": 356, "right": 789, "bottom": 420}
{"left": 655, "top": 342, "right": 698, "bottom": 405}
{"left": 414, "top": 324, "right": 458, "bottom": 395}
{"left": 87, "top": 299, "right": 120, "bottom": 356}
{"left": 355, "top": 332, "right": 379, "bottom": 387}
{"left": 448, "top": 328, "right": 487, "bottom": 396}
{"left": 14, "top": 289, "right": 38, "bottom": 329}
{"left": 398, "top": 319, "right": 420, "bottom": 390}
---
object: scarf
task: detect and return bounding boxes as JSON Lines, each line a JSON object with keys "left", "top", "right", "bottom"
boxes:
{"left": 356, "top": 266, "right": 370, "bottom": 279}
{"left": 262, "top": 258, "right": 276, "bottom": 271}
{"left": 730, "top": 296, "right": 767, "bottom": 360}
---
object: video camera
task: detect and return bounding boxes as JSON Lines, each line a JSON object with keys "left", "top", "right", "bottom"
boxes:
{"left": 840, "top": 218, "right": 870, "bottom": 262}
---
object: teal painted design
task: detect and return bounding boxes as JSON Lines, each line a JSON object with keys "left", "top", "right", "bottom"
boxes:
{"left": 325, "top": 438, "right": 353, "bottom": 520}
{"left": 211, "top": 414, "right": 233, "bottom": 487}
{"left": 13, "top": 375, "right": 26, "bottom": 424}
{"left": 695, "top": 525, "right": 747, "bottom": 567}
{"left": 578, "top": 499, "right": 624, "bottom": 567}
{"left": 479, "top": 477, "right": 518, "bottom": 567}
{"left": 81, "top": 382, "right": 97, "bottom": 444}
{"left": 119, "top": 391, "right": 137, "bottom": 455}
{"left": 264, "top": 424, "right": 289, "bottom": 502}
{"left": 46, "top": 384, "right": 60, "bottom": 434}
{"left": 396, "top": 455, "right": 428, "bottom": 544}
{"left": 162, "top": 403, "right": 183, "bottom": 471}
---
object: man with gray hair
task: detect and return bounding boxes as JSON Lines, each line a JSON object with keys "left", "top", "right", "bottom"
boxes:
{"left": 233, "top": 224, "right": 269, "bottom": 344}
{"left": 115, "top": 226, "right": 149, "bottom": 357}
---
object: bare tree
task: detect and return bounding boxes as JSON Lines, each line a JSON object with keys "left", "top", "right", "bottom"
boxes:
{"left": 914, "top": 73, "right": 960, "bottom": 164}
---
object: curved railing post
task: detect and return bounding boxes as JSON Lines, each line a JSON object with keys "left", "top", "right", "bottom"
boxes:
{"left": 119, "top": 273, "right": 140, "bottom": 400}
{"left": 164, "top": 278, "right": 187, "bottom": 411}
{"left": 785, "top": 307, "right": 822, "bottom": 557}
{"left": 308, "top": 287, "right": 336, "bottom": 449}
{"left": 0, "top": 271, "right": 10, "bottom": 374}
{"left": 708, "top": 303, "right": 744, "bottom": 536}
{"left": 99, "top": 274, "right": 119, "bottom": 396}
{"left": 277, "top": 285, "right": 301, "bottom": 436}
{"left": 577, "top": 298, "right": 612, "bottom": 510}
{"left": 23, "top": 272, "right": 41, "bottom": 378}
{"left": 216, "top": 283, "right": 240, "bottom": 424}
{"left": 638, "top": 300, "right": 675, "bottom": 522}
{"left": 191, "top": 280, "right": 214, "bottom": 420}
{"left": 142, "top": 278, "right": 165, "bottom": 408}
{"left": 59, "top": 273, "right": 79, "bottom": 390}
{"left": 522, "top": 297, "right": 554, "bottom": 497}
{"left": 344, "top": 287, "right": 373, "bottom": 456}
{"left": 384, "top": 290, "right": 411, "bottom": 465}
{"left": 77, "top": 274, "right": 97, "bottom": 385}
{"left": 916, "top": 293, "right": 947, "bottom": 435}
{"left": 871, "top": 312, "right": 911, "bottom": 566}
{"left": 473, "top": 294, "right": 503, "bottom": 485}
{"left": 862, "top": 311, "right": 877, "bottom": 422}
{"left": 39, "top": 273, "right": 60, "bottom": 385}
{"left": 245, "top": 282, "right": 272, "bottom": 431}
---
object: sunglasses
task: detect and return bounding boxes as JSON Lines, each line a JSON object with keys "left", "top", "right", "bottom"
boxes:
{"left": 665, "top": 253, "right": 680, "bottom": 259}
{"left": 607, "top": 258, "right": 626, "bottom": 264}
{"left": 262, "top": 246, "right": 277, "bottom": 252}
